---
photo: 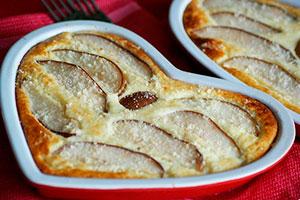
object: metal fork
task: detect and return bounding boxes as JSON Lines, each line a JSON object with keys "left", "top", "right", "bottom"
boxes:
{"left": 41, "top": 0, "right": 111, "bottom": 22}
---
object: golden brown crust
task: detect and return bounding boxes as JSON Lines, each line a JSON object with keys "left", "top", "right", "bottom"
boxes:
{"left": 190, "top": 37, "right": 225, "bottom": 60}
{"left": 183, "top": 0, "right": 208, "bottom": 35}
{"left": 41, "top": 168, "right": 137, "bottom": 179}
{"left": 16, "top": 88, "right": 62, "bottom": 174}
{"left": 16, "top": 31, "right": 278, "bottom": 178}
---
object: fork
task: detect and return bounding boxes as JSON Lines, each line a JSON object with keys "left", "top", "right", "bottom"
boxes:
{"left": 41, "top": 0, "right": 111, "bottom": 22}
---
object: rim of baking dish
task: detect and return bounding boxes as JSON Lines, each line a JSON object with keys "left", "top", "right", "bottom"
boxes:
{"left": 0, "top": 21, "right": 295, "bottom": 190}
{"left": 169, "top": 0, "right": 300, "bottom": 125}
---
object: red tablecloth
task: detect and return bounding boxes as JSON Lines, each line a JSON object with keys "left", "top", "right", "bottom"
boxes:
{"left": 0, "top": 0, "right": 299, "bottom": 199}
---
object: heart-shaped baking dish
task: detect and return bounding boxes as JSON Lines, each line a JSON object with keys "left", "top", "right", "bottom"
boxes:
{"left": 0, "top": 21, "right": 295, "bottom": 200}
{"left": 169, "top": 0, "right": 300, "bottom": 131}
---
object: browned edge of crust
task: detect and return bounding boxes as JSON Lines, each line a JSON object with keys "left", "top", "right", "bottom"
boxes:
{"left": 41, "top": 167, "right": 139, "bottom": 179}
{"left": 16, "top": 88, "right": 61, "bottom": 172}
{"left": 15, "top": 34, "right": 71, "bottom": 176}
{"left": 183, "top": 0, "right": 208, "bottom": 36}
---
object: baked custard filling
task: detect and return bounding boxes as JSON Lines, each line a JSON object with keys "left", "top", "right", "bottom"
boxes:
{"left": 16, "top": 31, "right": 277, "bottom": 178}
{"left": 184, "top": 0, "right": 300, "bottom": 114}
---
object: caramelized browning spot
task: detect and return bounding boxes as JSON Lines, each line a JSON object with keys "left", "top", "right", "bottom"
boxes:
{"left": 183, "top": 1, "right": 208, "bottom": 34}
{"left": 191, "top": 37, "right": 225, "bottom": 60}
{"left": 119, "top": 91, "right": 158, "bottom": 110}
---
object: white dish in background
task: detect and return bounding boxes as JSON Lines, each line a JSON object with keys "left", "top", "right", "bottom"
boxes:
{"left": 0, "top": 21, "right": 295, "bottom": 199}
{"left": 169, "top": 0, "right": 300, "bottom": 125}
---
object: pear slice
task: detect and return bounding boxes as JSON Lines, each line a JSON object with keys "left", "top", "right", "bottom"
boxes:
{"left": 22, "top": 81, "right": 78, "bottom": 137}
{"left": 223, "top": 56, "right": 300, "bottom": 105}
{"left": 179, "top": 97, "right": 259, "bottom": 138}
{"left": 211, "top": 12, "right": 281, "bottom": 34}
{"left": 112, "top": 120, "right": 203, "bottom": 176}
{"left": 203, "top": 0, "right": 296, "bottom": 22}
{"left": 154, "top": 110, "right": 241, "bottom": 172}
{"left": 38, "top": 60, "right": 106, "bottom": 115}
{"left": 56, "top": 142, "right": 164, "bottom": 178}
{"left": 119, "top": 91, "right": 157, "bottom": 110}
{"left": 73, "top": 33, "right": 153, "bottom": 80}
{"left": 51, "top": 49, "right": 126, "bottom": 94}
{"left": 192, "top": 26, "right": 296, "bottom": 65}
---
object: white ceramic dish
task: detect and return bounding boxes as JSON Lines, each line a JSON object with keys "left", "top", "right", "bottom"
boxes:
{"left": 0, "top": 21, "right": 295, "bottom": 199}
{"left": 169, "top": 0, "right": 300, "bottom": 125}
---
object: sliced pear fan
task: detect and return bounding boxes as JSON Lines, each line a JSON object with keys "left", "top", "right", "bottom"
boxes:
{"left": 211, "top": 12, "right": 281, "bottom": 34}
{"left": 73, "top": 34, "right": 153, "bottom": 80}
{"left": 112, "top": 120, "right": 203, "bottom": 176}
{"left": 51, "top": 49, "right": 126, "bottom": 94}
{"left": 38, "top": 60, "right": 106, "bottom": 114}
{"left": 203, "top": 0, "right": 296, "bottom": 22}
{"left": 192, "top": 26, "right": 297, "bottom": 65}
{"left": 180, "top": 98, "right": 259, "bottom": 140}
{"left": 223, "top": 56, "right": 300, "bottom": 104}
{"left": 56, "top": 142, "right": 164, "bottom": 178}
{"left": 154, "top": 111, "right": 242, "bottom": 172}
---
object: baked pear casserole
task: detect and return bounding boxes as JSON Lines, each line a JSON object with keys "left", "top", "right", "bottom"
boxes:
{"left": 16, "top": 31, "right": 277, "bottom": 178}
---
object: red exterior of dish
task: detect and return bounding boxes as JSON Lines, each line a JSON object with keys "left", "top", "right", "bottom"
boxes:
{"left": 30, "top": 154, "right": 287, "bottom": 200}
{"left": 35, "top": 178, "right": 250, "bottom": 200}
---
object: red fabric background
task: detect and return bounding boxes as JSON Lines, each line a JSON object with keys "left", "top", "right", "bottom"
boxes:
{"left": 0, "top": 0, "right": 299, "bottom": 199}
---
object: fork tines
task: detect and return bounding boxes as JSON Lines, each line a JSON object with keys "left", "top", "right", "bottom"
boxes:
{"left": 41, "top": 0, "right": 111, "bottom": 22}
